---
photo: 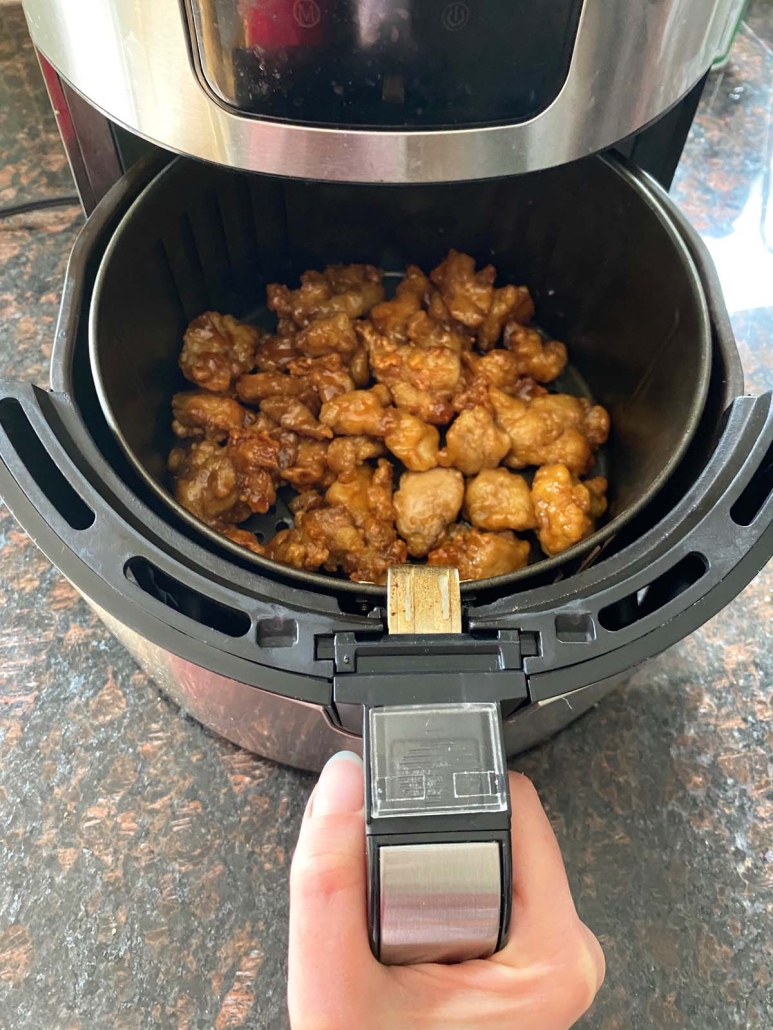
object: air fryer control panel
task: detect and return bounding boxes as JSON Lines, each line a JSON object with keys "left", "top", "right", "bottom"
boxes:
{"left": 187, "top": 0, "right": 583, "bottom": 127}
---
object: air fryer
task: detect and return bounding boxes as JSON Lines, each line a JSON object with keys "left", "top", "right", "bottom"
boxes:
{"left": 7, "top": 0, "right": 770, "bottom": 967}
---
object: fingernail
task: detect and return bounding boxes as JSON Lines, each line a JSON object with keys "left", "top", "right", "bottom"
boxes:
{"left": 311, "top": 751, "right": 364, "bottom": 817}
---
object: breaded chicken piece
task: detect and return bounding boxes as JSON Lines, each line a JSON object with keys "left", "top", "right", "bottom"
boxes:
{"left": 453, "top": 359, "right": 547, "bottom": 413}
{"left": 438, "top": 407, "right": 511, "bottom": 476}
{"left": 216, "top": 525, "right": 265, "bottom": 554}
{"left": 168, "top": 439, "right": 249, "bottom": 526}
{"left": 503, "top": 323, "right": 568, "bottom": 383}
{"left": 490, "top": 388, "right": 609, "bottom": 475}
{"left": 288, "top": 489, "right": 326, "bottom": 515}
{"left": 287, "top": 354, "right": 355, "bottom": 403}
{"left": 464, "top": 468, "right": 537, "bottom": 532}
{"left": 180, "top": 312, "right": 260, "bottom": 393}
{"left": 393, "top": 468, "right": 465, "bottom": 557}
{"left": 369, "top": 265, "right": 432, "bottom": 341}
{"left": 235, "top": 371, "right": 320, "bottom": 411}
{"left": 253, "top": 334, "right": 301, "bottom": 373}
{"left": 531, "top": 463, "right": 609, "bottom": 556}
{"left": 382, "top": 409, "right": 440, "bottom": 472}
{"left": 293, "top": 312, "right": 359, "bottom": 359}
{"left": 325, "top": 459, "right": 398, "bottom": 551}
{"left": 259, "top": 395, "right": 333, "bottom": 440}
{"left": 406, "top": 310, "right": 472, "bottom": 353}
{"left": 364, "top": 324, "right": 460, "bottom": 425}
{"left": 429, "top": 250, "right": 495, "bottom": 328}
{"left": 266, "top": 505, "right": 406, "bottom": 584}
{"left": 477, "top": 284, "right": 535, "bottom": 351}
{"left": 267, "top": 264, "right": 385, "bottom": 328}
{"left": 172, "top": 391, "right": 252, "bottom": 442}
{"left": 170, "top": 425, "right": 293, "bottom": 524}
{"left": 327, "top": 435, "right": 386, "bottom": 474}
{"left": 428, "top": 525, "right": 530, "bottom": 581}
{"left": 281, "top": 439, "right": 334, "bottom": 491}
{"left": 319, "top": 384, "right": 392, "bottom": 436}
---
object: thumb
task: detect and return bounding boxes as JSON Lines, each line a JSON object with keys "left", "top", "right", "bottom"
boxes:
{"left": 288, "top": 752, "right": 377, "bottom": 1023}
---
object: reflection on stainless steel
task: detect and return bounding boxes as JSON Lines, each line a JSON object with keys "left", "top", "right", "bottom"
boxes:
{"left": 22, "top": 0, "right": 733, "bottom": 182}
{"left": 502, "top": 677, "right": 624, "bottom": 755}
{"left": 86, "top": 598, "right": 359, "bottom": 772}
{"left": 379, "top": 841, "right": 502, "bottom": 964}
{"left": 88, "top": 583, "right": 626, "bottom": 769}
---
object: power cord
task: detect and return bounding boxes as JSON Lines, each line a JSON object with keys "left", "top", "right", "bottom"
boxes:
{"left": 0, "top": 195, "right": 81, "bottom": 220}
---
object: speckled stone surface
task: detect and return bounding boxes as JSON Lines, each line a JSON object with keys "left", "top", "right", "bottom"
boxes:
{"left": 0, "top": 3, "right": 772, "bottom": 1028}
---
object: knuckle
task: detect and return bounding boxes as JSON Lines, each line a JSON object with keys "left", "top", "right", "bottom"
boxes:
{"left": 291, "top": 849, "right": 360, "bottom": 903}
{"left": 561, "top": 927, "right": 604, "bottom": 1017}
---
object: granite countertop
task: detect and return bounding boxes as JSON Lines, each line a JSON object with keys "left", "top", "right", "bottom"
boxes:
{"left": 0, "top": 3, "right": 772, "bottom": 1028}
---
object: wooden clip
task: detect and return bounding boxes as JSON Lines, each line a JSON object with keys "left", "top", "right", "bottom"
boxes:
{"left": 387, "top": 564, "right": 462, "bottom": 636}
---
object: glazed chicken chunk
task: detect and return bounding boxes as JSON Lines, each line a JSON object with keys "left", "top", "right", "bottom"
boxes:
{"left": 365, "top": 326, "right": 461, "bottom": 425}
{"left": 319, "top": 384, "right": 392, "bottom": 436}
{"left": 369, "top": 265, "right": 432, "bottom": 341}
{"left": 325, "top": 459, "right": 398, "bottom": 551}
{"left": 217, "top": 525, "right": 265, "bottom": 554}
{"left": 172, "top": 391, "right": 252, "bottom": 442}
{"left": 438, "top": 406, "right": 512, "bottom": 476}
{"left": 394, "top": 468, "right": 465, "bottom": 557}
{"left": 382, "top": 409, "right": 440, "bottom": 472}
{"left": 259, "top": 395, "right": 333, "bottom": 440}
{"left": 226, "top": 425, "right": 298, "bottom": 514}
{"left": 327, "top": 435, "right": 386, "bottom": 474}
{"left": 464, "top": 468, "right": 537, "bottom": 532}
{"left": 236, "top": 371, "right": 319, "bottom": 410}
{"left": 477, "top": 284, "right": 535, "bottom": 351}
{"left": 490, "top": 388, "right": 609, "bottom": 475}
{"left": 179, "top": 312, "right": 260, "bottom": 393}
{"left": 504, "top": 323, "right": 568, "bottom": 383}
{"left": 464, "top": 349, "right": 552, "bottom": 395}
{"left": 406, "top": 310, "right": 472, "bottom": 353}
{"left": 294, "top": 312, "right": 359, "bottom": 358}
{"left": 428, "top": 525, "right": 531, "bottom": 581}
{"left": 170, "top": 423, "right": 294, "bottom": 524}
{"left": 267, "top": 264, "right": 385, "bottom": 328}
{"left": 287, "top": 354, "right": 355, "bottom": 403}
{"left": 266, "top": 505, "right": 406, "bottom": 584}
{"left": 453, "top": 359, "right": 547, "bottom": 413}
{"left": 531, "top": 463, "right": 609, "bottom": 556}
{"left": 253, "top": 334, "right": 300, "bottom": 373}
{"left": 429, "top": 250, "right": 495, "bottom": 328}
{"left": 168, "top": 439, "right": 249, "bottom": 526}
{"left": 280, "top": 439, "right": 333, "bottom": 491}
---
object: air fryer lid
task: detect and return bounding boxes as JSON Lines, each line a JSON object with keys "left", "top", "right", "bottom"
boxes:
{"left": 89, "top": 154, "right": 711, "bottom": 594}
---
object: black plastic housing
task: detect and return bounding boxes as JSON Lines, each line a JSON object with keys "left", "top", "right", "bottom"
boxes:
{"left": 0, "top": 152, "right": 767, "bottom": 736}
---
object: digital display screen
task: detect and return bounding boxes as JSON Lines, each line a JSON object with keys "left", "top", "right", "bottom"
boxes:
{"left": 187, "top": 0, "right": 584, "bottom": 129}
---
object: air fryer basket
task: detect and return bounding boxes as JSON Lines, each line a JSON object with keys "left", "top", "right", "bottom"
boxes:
{"left": 0, "top": 151, "right": 770, "bottom": 772}
{"left": 89, "top": 154, "right": 711, "bottom": 594}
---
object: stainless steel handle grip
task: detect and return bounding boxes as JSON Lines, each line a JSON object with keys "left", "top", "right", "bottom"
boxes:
{"left": 378, "top": 841, "right": 504, "bottom": 965}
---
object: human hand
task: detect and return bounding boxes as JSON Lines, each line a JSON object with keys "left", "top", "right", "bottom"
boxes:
{"left": 288, "top": 751, "right": 604, "bottom": 1030}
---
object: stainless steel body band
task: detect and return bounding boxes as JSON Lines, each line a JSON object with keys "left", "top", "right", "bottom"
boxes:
{"left": 22, "top": 0, "right": 733, "bottom": 183}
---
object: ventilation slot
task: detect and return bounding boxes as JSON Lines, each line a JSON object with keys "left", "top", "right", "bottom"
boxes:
{"left": 731, "top": 440, "right": 773, "bottom": 526}
{"left": 257, "top": 618, "right": 298, "bottom": 649}
{"left": 598, "top": 553, "right": 708, "bottom": 632}
{"left": 125, "top": 557, "right": 250, "bottom": 637}
{"left": 555, "top": 612, "right": 596, "bottom": 643}
{"left": 0, "top": 399, "right": 94, "bottom": 530}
